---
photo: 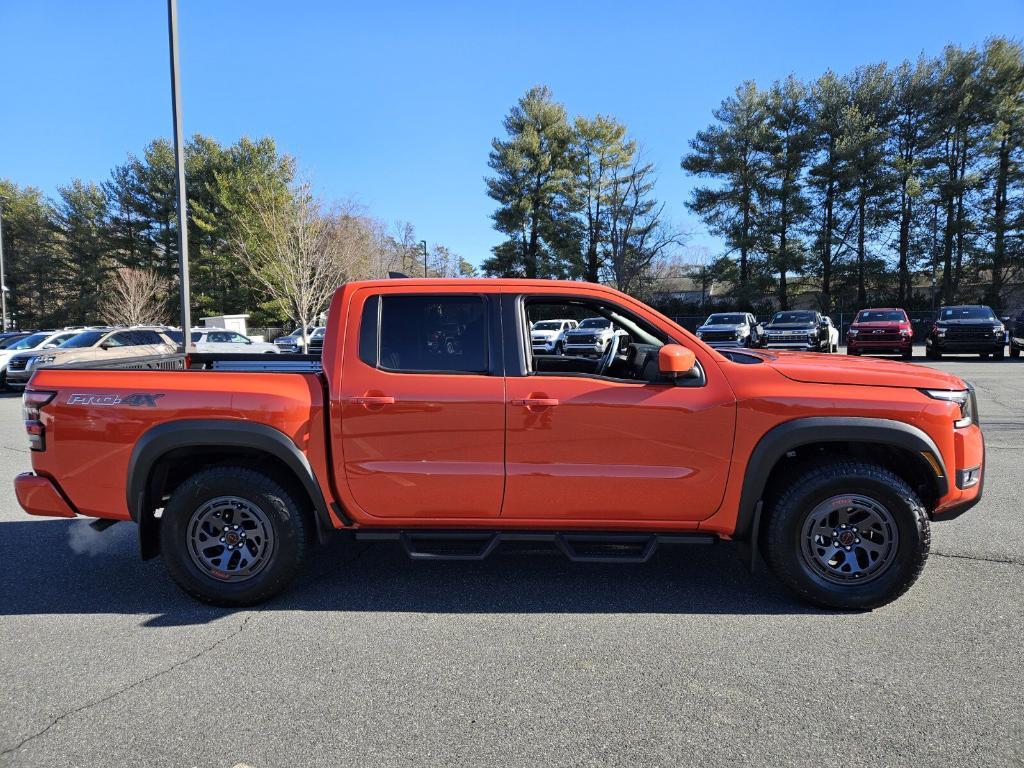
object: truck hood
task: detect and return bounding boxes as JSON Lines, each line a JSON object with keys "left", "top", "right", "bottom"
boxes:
{"left": 531, "top": 329, "right": 561, "bottom": 339}
{"left": 753, "top": 350, "right": 964, "bottom": 390}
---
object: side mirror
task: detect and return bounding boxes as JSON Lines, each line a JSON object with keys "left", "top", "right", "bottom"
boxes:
{"left": 659, "top": 344, "right": 697, "bottom": 379}
{"left": 99, "top": 341, "right": 112, "bottom": 350}
{"left": 1000, "top": 316, "right": 1010, "bottom": 322}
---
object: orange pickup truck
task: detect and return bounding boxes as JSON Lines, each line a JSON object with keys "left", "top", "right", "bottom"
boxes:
{"left": 15, "top": 279, "right": 984, "bottom": 609}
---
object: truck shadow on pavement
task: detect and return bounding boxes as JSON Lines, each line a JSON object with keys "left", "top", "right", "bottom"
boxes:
{"left": 0, "top": 519, "right": 824, "bottom": 625}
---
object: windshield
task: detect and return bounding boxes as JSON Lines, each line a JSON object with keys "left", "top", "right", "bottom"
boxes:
{"left": 579, "top": 318, "right": 610, "bottom": 329}
{"left": 705, "top": 314, "right": 746, "bottom": 325}
{"left": 856, "top": 310, "right": 907, "bottom": 323}
{"left": 0, "top": 335, "right": 28, "bottom": 349}
{"left": 939, "top": 306, "right": 997, "bottom": 322}
{"left": 311, "top": 328, "right": 326, "bottom": 338}
{"left": 8, "top": 333, "right": 48, "bottom": 350}
{"left": 771, "top": 312, "right": 816, "bottom": 324}
{"left": 533, "top": 321, "right": 562, "bottom": 331}
{"left": 59, "top": 331, "right": 105, "bottom": 348}
{"left": 164, "top": 331, "right": 201, "bottom": 343}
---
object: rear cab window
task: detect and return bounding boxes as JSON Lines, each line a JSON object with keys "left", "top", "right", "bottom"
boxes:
{"left": 358, "top": 294, "right": 490, "bottom": 374}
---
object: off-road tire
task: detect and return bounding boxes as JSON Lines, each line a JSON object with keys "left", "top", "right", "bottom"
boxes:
{"left": 926, "top": 348, "right": 941, "bottom": 360}
{"left": 763, "top": 461, "right": 930, "bottom": 610}
{"left": 1011, "top": 342, "right": 1020, "bottom": 359}
{"left": 901, "top": 347, "right": 913, "bottom": 360}
{"left": 993, "top": 348, "right": 1005, "bottom": 361}
{"left": 161, "top": 466, "right": 311, "bottom": 606}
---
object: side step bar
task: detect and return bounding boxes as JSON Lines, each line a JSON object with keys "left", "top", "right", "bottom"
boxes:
{"left": 353, "top": 529, "right": 717, "bottom": 563}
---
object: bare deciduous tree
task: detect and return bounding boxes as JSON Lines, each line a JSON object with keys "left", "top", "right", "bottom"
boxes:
{"left": 236, "top": 182, "right": 354, "bottom": 352}
{"left": 101, "top": 267, "right": 169, "bottom": 326}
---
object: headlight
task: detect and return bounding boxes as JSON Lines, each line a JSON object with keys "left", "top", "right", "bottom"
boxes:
{"left": 921, "top": 388, "right": 975, "bottom": 428}
{"left": 900, "top": 328, "right": 912, "bottom": 336}
{"left": 696, "top": 331, "right": 703, "bottom": 338}
{"left": 848, "top": 329, "right": 859, "bottom": 336}
{"left": 993, "top": 324, "right": 1005, "bottom": 334}
{"left": 936, "top": 328, "right": 946, "bottom": 337}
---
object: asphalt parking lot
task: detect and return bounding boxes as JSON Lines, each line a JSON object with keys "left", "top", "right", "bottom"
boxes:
{"left": 0, "top": 352, "right": 1022, "bottom": 767}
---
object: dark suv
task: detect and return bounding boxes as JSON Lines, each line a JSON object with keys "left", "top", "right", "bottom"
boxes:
{"left": 925, "top": 305, "right": 1006, "bottom": 360}
{"left": 1009, "top": 309, "right": 1024, "bottom": 359}
{"left": 763, "top": 310, "right": 836, "bottom": 352}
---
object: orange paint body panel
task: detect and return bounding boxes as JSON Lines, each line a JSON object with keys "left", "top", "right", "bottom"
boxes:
{"left": 16, "top": 277, "right": 984, "bottom": 540}
{"left": 15, "top": 473, "right": 77, "bottom": 518}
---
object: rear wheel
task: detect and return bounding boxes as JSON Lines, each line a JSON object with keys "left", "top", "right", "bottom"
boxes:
{"left": 763, "top": 461, "right": 930, "bottom": 610}
{"left": 160, "top": 466, "right": 311, "bottom": 606}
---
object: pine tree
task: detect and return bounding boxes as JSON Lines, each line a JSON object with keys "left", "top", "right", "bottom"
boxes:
{"left": 807, "top": 71, "right": 853, "bottom": 310}
{"left": 483, "top": 86, "right": 577, "bottom": 278}
{"left": 682, "top": 82, "right": 768, "bottom": 298}
{"left": 51, "top": 180, "right": 112, "bottom": 324}
{"left": 978, "top": 38, "right": 1024, "bottom": 309}
{"left": 573, "top": 115, "right": 635, "bottom": 282}
{"left": 758, "top": 76, "right": 813, "bottom": 310}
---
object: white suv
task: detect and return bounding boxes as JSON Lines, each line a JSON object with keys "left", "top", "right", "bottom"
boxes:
{"left": 530, "top": 319, "right": 578, "bottom": 355}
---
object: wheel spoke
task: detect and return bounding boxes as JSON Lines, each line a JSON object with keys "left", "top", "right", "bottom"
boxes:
{"left": 187, "top": 496, "right": 274, "bottom": 583}
{"left": 800, "top": 494, "right": 899, "bottom": 585}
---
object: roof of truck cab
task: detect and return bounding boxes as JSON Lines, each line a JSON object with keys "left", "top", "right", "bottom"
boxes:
{"left": 341, "top": 278, "right": 614, "bottom": 290}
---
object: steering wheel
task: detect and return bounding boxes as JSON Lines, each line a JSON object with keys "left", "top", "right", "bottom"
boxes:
{"left": 597, "top": 332, "right": 623, "bottom": 376}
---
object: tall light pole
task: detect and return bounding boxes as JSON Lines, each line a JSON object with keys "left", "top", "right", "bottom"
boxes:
{"left": 0, "top": 200, "right": 8, "bottom": 331}
{"left": 167, "top": 0, "right": 192, "bottom": 350}
{"left": 420, "top": 240, "right": 428, "bottom": 277}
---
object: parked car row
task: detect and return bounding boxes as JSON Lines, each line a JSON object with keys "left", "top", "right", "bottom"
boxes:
{"left": 0, "top": 325, "right": 285, "bottom": 389}
{"left": 692, "top": 304, "right": 1023, "bottom": 362}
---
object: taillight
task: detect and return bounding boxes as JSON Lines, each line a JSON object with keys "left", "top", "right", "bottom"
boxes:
{"left": 23, "top": 390, "right": 56, "bottom": 451}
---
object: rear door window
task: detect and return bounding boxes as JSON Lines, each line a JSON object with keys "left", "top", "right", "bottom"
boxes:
{"left": 370, "top": 295, "right": 489, "bottom": 373}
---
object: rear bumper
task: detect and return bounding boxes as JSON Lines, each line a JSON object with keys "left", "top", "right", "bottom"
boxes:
{"left": 15, "top": 473, "right": 77, "bottom": 518}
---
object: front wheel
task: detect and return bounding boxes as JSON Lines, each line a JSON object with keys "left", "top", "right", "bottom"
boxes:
{"left": 1011, "top": 342, "right": 1021, "bottom": 359}
{"left": 554, "top": 341, "right": 563, "bottom": 355}
{"left": 161, "top": 466, "right": 311, "bottom": 606}
{"left": 901, "top": 347, "right": 913, "bottom": 360}
{"left": 763, "top": 461, "right": 930, "bottom": 610}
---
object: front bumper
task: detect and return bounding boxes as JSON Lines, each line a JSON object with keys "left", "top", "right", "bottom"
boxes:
{"left": 848, "top": 337, "right": 912, "bottom": 352}
{"left": 531, "top": 339, "right": 559, "bottom": 354}
{"left": 927, "top": 337, "right": 1005, "bottom": 354}
{"left": 15, "top": 473, "right": 77, "bottom": 518}
{"left": 564, "top": 342, "right": 605, "bottom": 357}
{"left": 932, "top": 425, "right": 985, "bottom": 520}
{"left": 765, "top": 339, "right": 818, "bottom": 351}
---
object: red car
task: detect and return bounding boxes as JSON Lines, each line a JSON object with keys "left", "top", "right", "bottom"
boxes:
{"left": 846, "top": 308, "right": 914, "bottom": 358}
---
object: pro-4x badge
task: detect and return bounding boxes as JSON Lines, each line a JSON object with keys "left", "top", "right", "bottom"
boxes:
{"left": 67, "top": 393, "right": 164, "bottom": 407}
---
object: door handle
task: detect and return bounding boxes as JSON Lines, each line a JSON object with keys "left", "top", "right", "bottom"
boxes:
{"left": 345, "top": 395, "right": 395, "bottom": 406}
{"left": 511, "top": 398, "right": 559, "bottom": 408}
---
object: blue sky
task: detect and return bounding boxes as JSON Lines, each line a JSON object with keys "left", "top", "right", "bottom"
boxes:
{"left": 2, "top": 0, "right": 1022, "bottom": 268}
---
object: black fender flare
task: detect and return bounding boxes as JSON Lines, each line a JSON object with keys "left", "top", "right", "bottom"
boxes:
{"left": 734, "top": 416, "right": 948, "bottom": 543}
{"left": 127, "top": 419, "right": 335, "bottom": 557}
